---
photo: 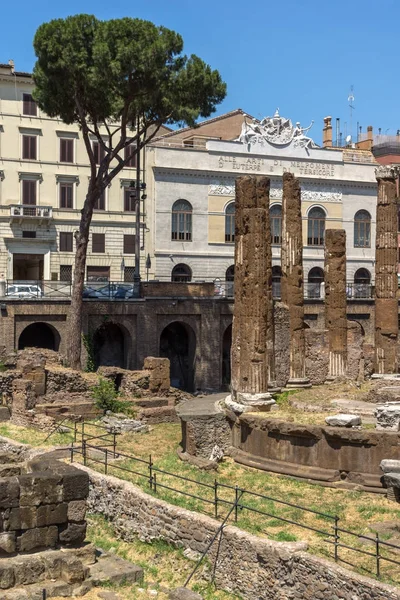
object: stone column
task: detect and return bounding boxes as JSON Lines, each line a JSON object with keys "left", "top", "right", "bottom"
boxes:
{"left": 374, "top": 165, "right": 399, "bottom": 375}
{"left": 281, "top": 172, "right": 310, "bottom": 388}
{"left": 324, "top": 229, "right": 347, "bottom": 379}
{"left": 226, "top": 175, "right": 276, "bottom": 413}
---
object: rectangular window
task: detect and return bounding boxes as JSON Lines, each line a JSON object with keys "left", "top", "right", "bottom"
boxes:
{"left": 22, "top": 135, "right": 37, "bottom": 160}
{"left": 22, "top": 231, "right": 36, "bottom": 238}
{"left": 87, "top": 266, "right": 110, "bottom": 282}
{"left": 124, "top": 144, "right": 137, "bottom": 168}
{"left": 124, "top": 188, "right": 136, "bottom": 212}
{"left": 60, "top": 232, "right": 73, "bottom": 252}
{"left": 93, "top": 140, "right": 105, "bottom": 165}
{"left": 60, "top": 138, "right": 74, "bottom": 163}
{"left": 123, "top": 234, "right": 136, "bottom": 254}
{"left": 22, "top": 180, "right": 37, "bottom": 205}
{"left": 60, "top": 265, "right": 72, "bottom": 282}
{"left": 22, "top": 93, "right": 37, "bottom": 116}
{"left": 124, "top": 266, "right": 135, "bottom": 282}
{"left": 92, "top": 233, "right": 105, "bottom": 253}
{"left": 94, "top": 190, "right": 105, "bottom": 210}
{"left": 60, "top": 182, "right": 73, "bottom": 209}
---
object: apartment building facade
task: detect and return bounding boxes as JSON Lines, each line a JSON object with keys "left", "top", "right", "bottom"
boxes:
{"left": 147, "top": 110, "right": 378, "bottom": 295}
{"left": 0, "top": 61, "right": 165, "bottom": 287}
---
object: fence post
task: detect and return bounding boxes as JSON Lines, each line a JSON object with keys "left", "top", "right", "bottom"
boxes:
{"left": 81, "top": 422, "right": 84, "bottom": 445}
{"left": 334, "top": 517, "right": 339, "bottom": 562}
{"left": 113, "top": 432, "right": 116, "bottom": 458}
{"left": 149, "top": 454, "right": 153, "bottom": 491}
{"left": 235, "top": 486, "right": 239, "bottom": 522}
{"left": 83, "top": 440, "right": 87, "bottom": 467}
{"left": 214, "top": 479, "right": 218, "bottom": 519}
{"left": 153, "top": 472, "right": 157, "bottom": 494}
{"left": 73, "top": 421, "right": 77, "bottom": 443}
{"left": 376, "top": 533, "right": 380, "bottom": 578}
{"left": 104, "top": 449, "right": 108, "bottom": 475}
{"left": 70, "top": 443, "right": 74, "bottom": 463}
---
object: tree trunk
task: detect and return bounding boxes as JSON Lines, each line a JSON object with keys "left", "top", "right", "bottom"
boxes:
{"left": 67, "top": 189, "right": 96, "bottom": 370}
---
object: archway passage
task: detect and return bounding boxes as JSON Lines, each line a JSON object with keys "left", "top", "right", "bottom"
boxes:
{"left": 18, "top": 322, "right": 60, "bottom": 351}
{"left": 222, "top": 324, "right": 232, "bottom": 390}
{"left": 93, "top": 323, "right": 127, "bottom": 369}
{"left": 159, "top": 321, "right": 196, "bottom": 392}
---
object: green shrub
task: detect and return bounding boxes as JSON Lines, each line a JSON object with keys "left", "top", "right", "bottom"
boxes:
{"left": 92, "top": 378, "right": 125, "bottom": 414}
{"left": 82, "top": 333, "right": 96, "bottom": 373}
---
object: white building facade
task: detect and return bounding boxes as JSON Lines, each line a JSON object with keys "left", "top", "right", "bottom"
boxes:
{"left": 147, "top": 112, "right": 378, "bottom": 295}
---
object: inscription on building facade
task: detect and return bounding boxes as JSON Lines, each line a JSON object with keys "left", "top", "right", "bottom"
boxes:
{"left": 217, "top": 155, "right": 336, "bottom": 177}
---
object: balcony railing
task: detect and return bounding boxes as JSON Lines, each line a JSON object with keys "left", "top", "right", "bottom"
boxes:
{"left": 10, "top": 205, "right": 53, "bottom": 221}
{"left": 0, "top": 279, "right": 375, "bottom": 301}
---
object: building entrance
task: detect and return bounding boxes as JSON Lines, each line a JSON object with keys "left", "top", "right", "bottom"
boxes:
{"left": 13, "top": 254, "right": 44, "bottom": 281}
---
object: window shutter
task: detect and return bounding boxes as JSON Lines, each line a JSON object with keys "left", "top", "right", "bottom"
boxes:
{"left": 60, "top": 183, "right": 73, "bottom": 209}
{"left": 60, "top": 232, "right": 73, "bottom": 252}
{"left": 92, "top": 233, "right": 105, "bottom": 253}
{"left": 94, "top": 191, "right": 105, "bottom": 210}
{"left": 22, "top": 180, "right": 36, "bottom": 205}
{"left": 23, "top": 94, "right": 37, "bottom": 116}
{"left": 124, "top": 144, "right": 137, "bottom": 167}
{"left": 123, "top": 234, "right": 136, "bottom": 254}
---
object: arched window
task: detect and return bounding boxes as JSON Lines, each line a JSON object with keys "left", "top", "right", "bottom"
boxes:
{"left": 270, "top": 205, "right": 282, "bottom": 244}
{"left": 225, "top": 265, "right": 235, "bottom": 281}
{"left": 307, "top": 267, "right": 324, "bottom": 299}
{"left": 353, "top": 268, "right": 371, "bottom": 299}
{"left": 171, "top": 263, "right": 192, "bottom": 282}
{"left": 225, "top": 203, "right": 235, "bottom": 242}
{"left": 354, "top": 210, "right": 371, "bottom": 248}
{"left": 272, "top": 265, "right": 282, "bottom": 299}
{"left": 172, "top": 200, "right": 192, "bottom": 242}
{"left": 307, "top": 207, "right": 326, "bottom": 246}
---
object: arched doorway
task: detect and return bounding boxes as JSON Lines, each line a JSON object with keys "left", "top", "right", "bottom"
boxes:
{"left": 222, "top": 324, "right": 232, "bottom": 390}
{"left": 272, "top": 265, "right": 282, "bottom": 299}
{"left": 353, "top": 268, "right": 371, "bottom": 299}
{"left": 93, "top": 323, "right": 128, "bottom": 369}
{"left": 225, "top": 265, "right": 234, "bottom": 296}
{"left": 307, "top": 267, "right": 324, "bottom": 299}
{"left": 171, "top": 264, "right": 192, "bottom": 282}
{"left": 18, "top": 323, "right": 60, "bottom": 351}
{"left": 159, "top": 322, "right": 196, "bottom": 391}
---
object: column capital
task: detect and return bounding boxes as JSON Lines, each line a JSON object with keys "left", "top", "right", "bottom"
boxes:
{"left": 375, "top": 165, "right": 400, "bottom": 181}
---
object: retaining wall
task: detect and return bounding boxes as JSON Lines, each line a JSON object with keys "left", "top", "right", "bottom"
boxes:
{"left": 83, "top": 466, "right": 400, "bottom": 600}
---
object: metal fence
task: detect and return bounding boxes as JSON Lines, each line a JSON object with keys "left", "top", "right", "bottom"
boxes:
{"left": 69, "top": 421, "right": 400, "bottom": 583}
{"left": 1, "top": 278, "right": 375, "bottom": 301}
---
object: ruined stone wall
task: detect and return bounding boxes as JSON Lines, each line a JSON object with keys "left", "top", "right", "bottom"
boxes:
{"left": 325, "top": 229, "right": 347, "bottom": 378}
{"left": 375, "top": 166, "right": 399, "bottom": 374}
{"left": 273, "top": 302, "right": 290, "bottom": 388}
{"left": 180, "top": 414, "right": 232, "bottom": 460}
{"left": 84, "top": 467, "right": 400, "bottom": 600}
{"left": 231, "top": 176, "right": 274, "bottom": 397}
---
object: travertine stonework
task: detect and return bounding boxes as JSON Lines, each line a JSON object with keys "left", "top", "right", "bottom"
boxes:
{"left": 375, "top": 166, "right": 399, "bottom": 374}
{"left": 229, "top": 176, "right": 275, "bottom": 410}
{"left": 325, "top": 229, "right": 347, "bottom": 378}
{"left": 281, "top": 173, "right": 309, "bottom": 387}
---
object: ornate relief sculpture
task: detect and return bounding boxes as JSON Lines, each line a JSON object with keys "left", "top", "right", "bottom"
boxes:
{"left": 237, "top": 109, "right": 317, "bottom": 149}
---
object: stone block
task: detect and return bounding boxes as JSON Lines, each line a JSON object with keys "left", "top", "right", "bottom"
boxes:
{"left": 19, "top": 473, "right": 62, "bottom": 506}
{"left": 0, "top": 532, "right": 16, "bottom": 554}
{"left": 0, "top": 465, "right": 21, "bottom": 478}
{"left": 16, "top": 525, "right": 58, "bottom": 552}
{"left": 12, "top": 556, "right": 46, "bottom": 585}
{"left": 0, "top": 478, "right": 19, "bottom": 509}
{"left": 324, "top": 414, "right": 361, "bottom": 427}
{"left": 62, "top": 470, "right": 89, "bottom": 502}
{"left": 0, "top": 563, "right": 15, "bottom": 589}
{"left": 0, "top": 407, "right": 10, "bottom": 422}
{"left": 60, "top": 555, "right": 86, "bottom": 584}
{"left": 59, "top": 522, "right": 87, "bottom": 546}
{"left": 375, "top": 403, "right": 400, "bottom": 431}
{"left": 384, "top": 472, "right": 400, "bottom": 489}
{"left": 380, "top": 459, "right": 400, "bottom": 474}
{"left": 67, "top": 500, "right": 87, "bottom": 523}
{"left": 19, "top": 506, "right": 37, "bottom": 529}
{"left": 143, "top": 356, "right": 170, "bottom": 392}
{"left": 37, "top": 503, "right": 68, "bottom": 526}
{"left": 7, "top": 507, "right": 22, "bottom": 531}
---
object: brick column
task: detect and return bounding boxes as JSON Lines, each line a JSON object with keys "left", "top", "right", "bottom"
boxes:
{"left": 226, "top": 175, "right": 275, "bottom": 413}
{"left": 374, "top": 165, "right": 399, "bottom": 375}
{"left": 324, "top": 229, "right": 347, "bottom": 379}
{"left": 281, "top": 172, "right": 310, "bottom": 388}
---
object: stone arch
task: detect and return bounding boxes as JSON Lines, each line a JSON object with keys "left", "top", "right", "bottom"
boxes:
{"left": 18, "top": 322, "right": 60, "bottom": 351}
{"left": 222, "top": 323, "right": 232, "bottom": 390}
{"left": 93, "top": 322, "right": 131, "bottom": 369}
{"left": 171, "top": 263, "right": 192, "bottom": 282}
{"left": 159, "top": 321, "right": 196, "bottom": 392}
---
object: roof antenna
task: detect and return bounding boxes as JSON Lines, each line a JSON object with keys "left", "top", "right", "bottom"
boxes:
{"left": 348, "top": 85, "right": 355, "bottom": 143}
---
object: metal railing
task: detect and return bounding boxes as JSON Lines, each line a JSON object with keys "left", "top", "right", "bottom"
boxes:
{"left": 0, "top": 278, "right": 375, "bottom": 301}
{"left": 9, "top": 205, "right": 53, "bottom": 219}
{"left": 69, "top": 421, "right": 400, "bottom": 583}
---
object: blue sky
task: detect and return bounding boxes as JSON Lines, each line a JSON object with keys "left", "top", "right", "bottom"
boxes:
{"left": 1, "top": 0, "right": 398, "bottom": 145}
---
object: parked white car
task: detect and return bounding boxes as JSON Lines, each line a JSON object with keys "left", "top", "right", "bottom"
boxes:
{"left": 6, "top": 284, "right": 43, "bottom": 298}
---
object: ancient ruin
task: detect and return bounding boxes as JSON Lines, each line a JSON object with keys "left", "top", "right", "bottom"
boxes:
{"left": 281, "top": 172, "right": 310, "bottom": 388}
{"left": 324, "top": 229, "right": 347, "bottom": 379}
{"left": 374, "top": 165, "right": 399, "bottom": 374}
{"left": 226, "top": 175, "right": 276, "bottom": 413}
